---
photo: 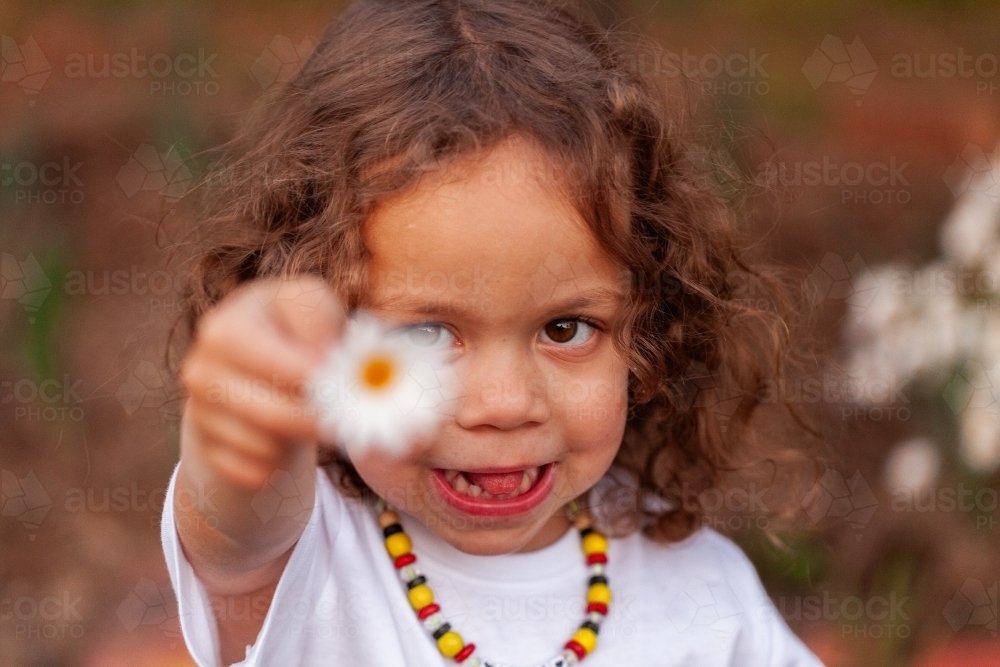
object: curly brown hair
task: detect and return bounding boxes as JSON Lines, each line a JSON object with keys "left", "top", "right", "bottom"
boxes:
{"left": 175, "top": 0, "right": 815, "bottom": 543}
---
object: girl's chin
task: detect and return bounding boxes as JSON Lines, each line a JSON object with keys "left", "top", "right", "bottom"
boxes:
{"left": 416, "top": 502, "right": 573, "bottom": 555}
{"left": 431, "top": 519, "right": 561, "bottom": 555}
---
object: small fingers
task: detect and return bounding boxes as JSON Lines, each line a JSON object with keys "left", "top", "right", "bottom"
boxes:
{"left": 182, "top": 359, "right": 320, "bottom": 443}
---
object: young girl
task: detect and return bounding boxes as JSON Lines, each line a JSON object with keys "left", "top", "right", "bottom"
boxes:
{"left": 164, "top": 0, "right": 823, "bottom": 665}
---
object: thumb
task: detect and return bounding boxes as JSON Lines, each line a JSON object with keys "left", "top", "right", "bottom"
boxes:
{"left": 267, "top": 276, "right": 347, "bottom": 356}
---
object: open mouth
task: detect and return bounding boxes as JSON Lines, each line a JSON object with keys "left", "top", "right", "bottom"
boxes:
{"left": 431, "top": 463, "right": 555, "bottom": 517}
{"left": 441, "top": 466, "right": 542, "bottom": 500}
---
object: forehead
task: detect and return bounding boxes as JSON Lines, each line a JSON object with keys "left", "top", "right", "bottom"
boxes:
{"left": 361, "top": 137, "right": 622, "bottom": 321}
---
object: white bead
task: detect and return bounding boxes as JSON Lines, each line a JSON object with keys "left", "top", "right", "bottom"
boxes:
{"left": 398, "top": 564, "right": 421, "bottom": 583}
{"left": 463, "top": 658, "right": 481, "bottom": 667}
{"left": 588, "top": 610, "right": 605, "bottom": 624}
{"left": 562, "top": 649, "right": 579, "bottom": 665}
{"left": 590, "top": 563, "right": 604, "bottom": 576}
{"left": 421, "top": 612, "right": 445, "bottom": 632}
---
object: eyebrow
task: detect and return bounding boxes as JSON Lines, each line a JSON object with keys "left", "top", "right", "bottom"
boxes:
{"left": 373, "top": 287, "right": 622, "bottom": 320}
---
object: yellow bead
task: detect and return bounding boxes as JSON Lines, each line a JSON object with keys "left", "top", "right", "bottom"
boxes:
{"left": 407, "top": 583, "right": 434, "bottom": 610}
{"left": 378, "top": 510, "right": 400, "bottom": 528}
{"left": 581, "top": 532, "right": 608, "bottom": 555}
{"left": 572, "top": 627, "right": 598, "bottom": 654}
{"left": 587, "top": 583, "right": 612, "bottom": 605}
{"left": 436, "top": 631, "right": 464, "bottom": 658}
{"left": 385, "top": 532, "right": 412, "bottom": 558}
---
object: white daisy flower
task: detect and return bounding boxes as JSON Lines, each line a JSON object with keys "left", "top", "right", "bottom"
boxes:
{"left": 309, "top": 310, "right": 458, "bottom": 457}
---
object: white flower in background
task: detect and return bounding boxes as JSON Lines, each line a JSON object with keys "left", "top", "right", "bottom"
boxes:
{"left": 948, "top": 361, "right": 1000, "bottom": 474}
{"left": 884, "top": 437, "right": 940, "bottom": 493}
{"left": 959, "top": 405, "right": 1000, "bottom": 474}
{"left": 846, "top": 264, "right": 970, "bottom": 388}
{"left": 309, "top": 311, "right": 458, "bottom": 457}
{"left": 940, "top": 183, "right": 1000, "bottom": 271}
{"left": 843, "top": 145, "right": 1000, "bottom": 472}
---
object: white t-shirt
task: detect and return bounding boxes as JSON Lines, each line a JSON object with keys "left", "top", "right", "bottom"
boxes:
{"left": 161, "top": 464, "right": 824, "bottom": 667}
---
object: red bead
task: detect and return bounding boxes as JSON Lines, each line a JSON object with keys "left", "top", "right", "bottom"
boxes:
{"left": 417, "top": 603, "right": 440, "bottom": 620}
{"left": 586, "top": 602, "right": 609, "bottom": 615}
{"left": 454, "top": 643, "right": 476, "bottom": 662}
{"left": 586, "top": 553, "right": 608, "bottom": 565}
{"left": 394, "top": 553, "right": 416, "bottom": 568}
{"left": 564, "top": 639, "right": 587, "bottom": 660}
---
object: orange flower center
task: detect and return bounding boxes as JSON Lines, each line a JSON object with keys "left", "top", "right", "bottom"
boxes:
{"left": 361, "top": 355, "right": 395, "bottom": 390}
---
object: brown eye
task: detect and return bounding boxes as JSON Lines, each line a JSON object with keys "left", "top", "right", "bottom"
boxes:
{"left": 541, "top": 319, "right": 596, "bottom": 346}
{"left": 545, "top": 320, "right": 577, "bottom": 343}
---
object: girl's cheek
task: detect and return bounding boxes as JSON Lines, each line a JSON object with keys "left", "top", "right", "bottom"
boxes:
{"left": 556, "top": 369, "right": 629, "bottom": 437}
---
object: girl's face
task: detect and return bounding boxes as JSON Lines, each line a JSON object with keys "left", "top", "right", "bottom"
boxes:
{"left": 353, "top": 136, "right": 629, "bottom": 555}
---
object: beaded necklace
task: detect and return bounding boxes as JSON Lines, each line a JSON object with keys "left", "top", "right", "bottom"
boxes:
{"left": 376, "top": 500, "right": 611, "bottom": 666}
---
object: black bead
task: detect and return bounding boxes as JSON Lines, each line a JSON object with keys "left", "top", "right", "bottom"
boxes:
{"left": 432, "top": 622, "right": 452, "bottom": 640}
{"left": 581, "top": 620, "right": 600, "bottom": 634}
{"left": 406, "top": 575, "right": 427, "bottom": 589}
{"left": 578, "top": 526, "right": 594, "bottom": 539}
{"left": 383, "top": 523, "right": 404, "bottom": 538}
{"left": 588, "top": 575, "right": 609, "bottom": 586}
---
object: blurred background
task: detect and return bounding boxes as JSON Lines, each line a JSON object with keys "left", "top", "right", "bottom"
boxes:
{"left": 2, "top": 0, "right": 1000, "bottom": 665}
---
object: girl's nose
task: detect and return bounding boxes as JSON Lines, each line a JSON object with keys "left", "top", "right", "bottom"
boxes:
{"left": 453, "top": 345, "right": 550, "bottom": 431}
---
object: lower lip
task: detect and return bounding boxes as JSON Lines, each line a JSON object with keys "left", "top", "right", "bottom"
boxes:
{"left": 431, "top": 464, "right": 556, "bottom": 517}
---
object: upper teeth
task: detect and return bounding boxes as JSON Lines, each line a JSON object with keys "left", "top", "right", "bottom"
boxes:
{"left": 442, "top": 466, "right": 542, "bottom": 500}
